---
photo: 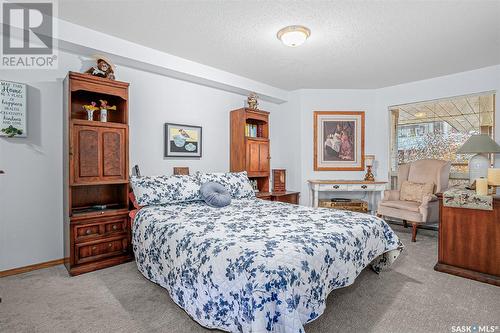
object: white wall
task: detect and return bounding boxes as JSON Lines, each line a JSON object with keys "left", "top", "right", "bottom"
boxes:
{"left": 0, "top": 51, "right": 283, "bottom": 271}
{"left": 292, "top": 65, "right": 500, "bottom": 205}
{"left": 296, "top": 89, "right": 380, "bottom": 205}
{"left": 123, "top": 65, "right": 280, "bottom": 175}
{"left": 268, "top": 92, "right": 302, "bottom": 192}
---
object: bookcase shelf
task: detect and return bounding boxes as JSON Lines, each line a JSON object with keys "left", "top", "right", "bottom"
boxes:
{"left": 230, "top": 108, "right": 270, "bottom": 192}
{"left": 63, "top": 72, "right": 132, "bottom": 276}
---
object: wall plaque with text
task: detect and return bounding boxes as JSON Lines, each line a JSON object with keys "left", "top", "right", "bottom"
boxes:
{"left": 1, "top": 80, "right": 27, "bottom": 137}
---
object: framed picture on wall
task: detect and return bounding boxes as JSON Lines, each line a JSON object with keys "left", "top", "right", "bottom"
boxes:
{"left": 313, "top": 111, "right": 365, "bottom": 171}
{"left": 164, "top": 123, "right": 202, "bottom": 158}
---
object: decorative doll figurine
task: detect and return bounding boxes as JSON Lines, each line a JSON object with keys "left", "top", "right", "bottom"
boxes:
{"left": 85, "top": 57, "right": 116, "bottom": 80}
{"left": 247, "top": 93, "right": 259, "bottom": 110}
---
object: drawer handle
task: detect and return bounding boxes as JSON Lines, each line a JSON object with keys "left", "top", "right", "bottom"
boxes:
{"left": 112, "top": 225, "right": 117, "bottom": 230}
{"left": 361, "top": 185, "right": 368, "bottom": 189}
{"left": 333, "top": 185, "right": 340, "bottom": 189}
{"left": 92, "top": 246, "right": 97, "bottom": 251}
{"left": 108, "top": 243, "right": 113, "bottom": 248}
{"left": 86, "top": 229, "right": 92, "bottom": 235}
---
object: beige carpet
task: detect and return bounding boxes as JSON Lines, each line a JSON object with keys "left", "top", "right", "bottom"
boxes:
{"left": 1, "top": 225, "right": 499, "bottom": 333}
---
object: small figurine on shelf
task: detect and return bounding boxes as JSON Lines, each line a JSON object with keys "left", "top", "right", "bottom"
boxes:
{"left": 247, "top": 93, "right": 259, "bottom": 110}
{"left": 99, "top": 100, "right": 117, "bottom": 122}
{"left": 85, "top": 57, "right": 116, "bottom": 80}
{"left": 82, "top": 101, "right": 99, "bottom": 121}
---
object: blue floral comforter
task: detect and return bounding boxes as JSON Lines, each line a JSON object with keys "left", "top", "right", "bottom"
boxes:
{"left": 132, "top": 198, "right": 403, "bottom": 333}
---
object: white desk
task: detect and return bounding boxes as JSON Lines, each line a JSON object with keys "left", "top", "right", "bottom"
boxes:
{"left": 308, "top": 180, "right": 387, "bottom": 213}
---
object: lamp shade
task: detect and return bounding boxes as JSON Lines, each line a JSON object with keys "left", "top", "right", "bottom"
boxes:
{"left": 365, "top": 155, "right": 375, "bottom": 167}
{"left": 457, "top": 134, "right": 500, "bottom": 154}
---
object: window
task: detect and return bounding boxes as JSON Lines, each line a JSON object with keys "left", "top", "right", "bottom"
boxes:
{"left": 389, "top": 93, "right": 495, "bottom": 187}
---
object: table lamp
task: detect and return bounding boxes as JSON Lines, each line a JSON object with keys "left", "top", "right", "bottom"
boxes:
{"left": 488, "top": 168, "right": 500, "bottom": 194}
{"left": 457, "top": 134, "right": 500, "bottom": 184}
{"left": 364, "top": 155, "right": 375, "bottom": 181}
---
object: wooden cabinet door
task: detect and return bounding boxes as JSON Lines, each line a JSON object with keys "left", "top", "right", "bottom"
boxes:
{"left": 72, "top": 124, "right": 127, "bottom": 184}
{"left": 246, "top": 140, "right": 270, "bottom": 176}
{"left": 258, "top": 142, "right": 270, "bottom": 172}
{"left": 101, "top": 127, "right": 126, "bottom": 182}
{"left": 72, "top": 125, "right": 101, "bottom": 184}
{"left": 246, "top": 140, "right": 261, "bottom": 173}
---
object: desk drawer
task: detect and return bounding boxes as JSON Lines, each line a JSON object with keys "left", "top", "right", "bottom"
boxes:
{"left": 349, "top": 184, "right": 377, "bottom": 191}
{"left": 319, "top": 184, "right": 348, "bottom": 191}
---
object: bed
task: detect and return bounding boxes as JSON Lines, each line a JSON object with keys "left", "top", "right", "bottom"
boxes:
{"left": 132, "top": 197, "right": 403, "bottom": 333}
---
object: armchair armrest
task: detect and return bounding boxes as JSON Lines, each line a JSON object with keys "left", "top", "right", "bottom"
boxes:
{"left": 419, "top": 194, "right": 438, "bottom": 222}
{"left": 382, "top": 189, "right": 400, "bottom": 201}
{"left": 420, "top": 194, "right": 437, "bottom": 208}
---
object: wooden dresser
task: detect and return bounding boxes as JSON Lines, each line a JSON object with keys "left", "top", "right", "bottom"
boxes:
{"left": 63, "top": 72, "right": 132, "bottom": 276}
{"left": 435, "top": 193, "right": 499, "bottom": 286}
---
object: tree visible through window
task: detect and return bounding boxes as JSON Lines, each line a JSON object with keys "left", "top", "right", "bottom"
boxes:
{"left": 389, "top": 93, "right": 495, "bottom": 186}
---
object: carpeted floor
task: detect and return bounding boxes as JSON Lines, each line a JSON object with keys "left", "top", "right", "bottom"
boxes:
{"left": 1, "top": 225, "right": 499, "bottom": 333}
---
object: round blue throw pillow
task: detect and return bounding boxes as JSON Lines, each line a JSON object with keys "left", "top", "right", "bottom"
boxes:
{"left": 200, "top": 182, "right": 231, "bottom": 208}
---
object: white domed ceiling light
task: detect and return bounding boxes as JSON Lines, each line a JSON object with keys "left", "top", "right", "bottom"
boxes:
{"left": 277, "top": 25, "right": 311, "bottom": 47}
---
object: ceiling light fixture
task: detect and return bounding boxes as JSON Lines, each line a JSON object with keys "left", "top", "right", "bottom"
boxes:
{"left": 415, "top": 112, "right": 426, "bottom": 118}
{"left": 277, "top": 25, "right": 311, "bottom": 47}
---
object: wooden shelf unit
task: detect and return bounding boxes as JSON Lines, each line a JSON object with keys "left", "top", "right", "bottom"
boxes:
{"left": 230, "top": 108, "right": 270, "bottom": 192}
{"left": 63, "top": 72, "right": 132, "bottom": 276}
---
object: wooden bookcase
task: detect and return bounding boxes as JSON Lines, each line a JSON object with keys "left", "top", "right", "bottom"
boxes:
{"left": 230, "top": 108, "right": 270, "bottom": 192}
{"left": 63, "top": 72, "right": 132, "bottom": 276}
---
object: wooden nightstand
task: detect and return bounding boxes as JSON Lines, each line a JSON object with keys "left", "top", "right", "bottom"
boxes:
{"left": 256, "top": 191, "right": 300, "bottom": 204}
{"left": 434, "top": 193, "right": 499, "bottom": 286}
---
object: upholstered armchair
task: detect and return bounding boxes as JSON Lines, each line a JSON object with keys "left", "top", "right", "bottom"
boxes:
{"left": 377, "top": 159, "right": 451, "bottom": 242}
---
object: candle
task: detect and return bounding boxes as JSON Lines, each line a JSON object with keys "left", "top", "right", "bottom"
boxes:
{"left": 489, "top": 168, "right": 500, "bottom": 195}
{"left": 487, "top": 168, "right": 500, "bottom": 186}
{"left": 476, "top": 178, "right": 488, "bottom": 196}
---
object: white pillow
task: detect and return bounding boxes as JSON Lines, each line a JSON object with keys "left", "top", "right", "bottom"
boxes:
{"left": 130, "top": 174, "right": 201, "bottom": 206}
{"left": 197, "top": 171, "right": 255, "bottom": 199}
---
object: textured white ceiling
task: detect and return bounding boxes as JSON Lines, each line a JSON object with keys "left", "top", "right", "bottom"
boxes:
{"left": 58, "top": 1, "right": 500, "bottom": 90}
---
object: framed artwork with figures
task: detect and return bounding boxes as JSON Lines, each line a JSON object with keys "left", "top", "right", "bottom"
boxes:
{"left": 164, "top": 123, "right": 202, "bottom": 158}
{"left": 313, "top": 111, "right": 365, "bottom": 171}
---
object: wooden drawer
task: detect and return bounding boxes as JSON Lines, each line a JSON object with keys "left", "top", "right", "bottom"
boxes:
{"left": 273, "top": 193, "right": 299, "bottom": 204}
{"left": 75, "top": 236, "right": 129, "bottom": 265}
{"left": 75, "top": 224, "right": 100, "bottom": 239}
{"left": 73, "top": 215, "right": 128, "bottom": 243}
